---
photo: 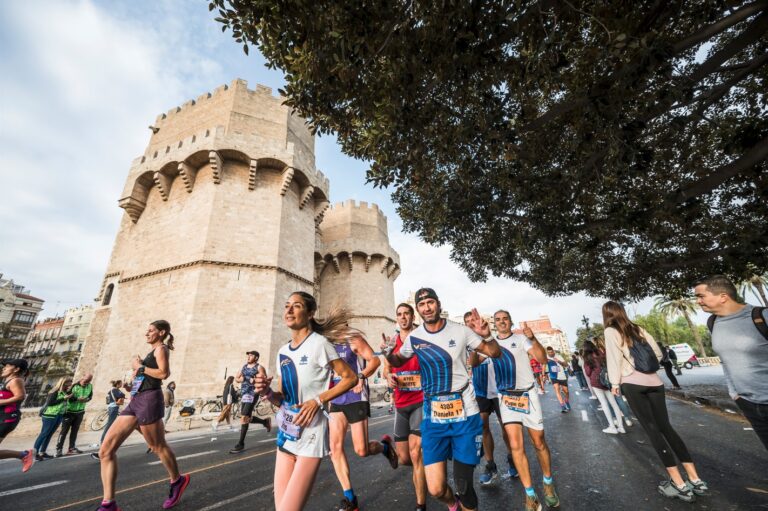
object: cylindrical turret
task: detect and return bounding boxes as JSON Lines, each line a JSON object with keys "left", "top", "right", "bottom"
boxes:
{"left": 315, "top": 200, "right": 400, "bottom": 340}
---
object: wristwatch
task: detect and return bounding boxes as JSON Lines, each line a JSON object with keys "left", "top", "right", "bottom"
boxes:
{"left": 357, "top": 372, "right": 367, "bottom": 380}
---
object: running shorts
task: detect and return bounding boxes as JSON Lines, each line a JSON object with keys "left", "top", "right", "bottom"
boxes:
{"left": 421, "top": 412, "right": 483, "bottom": 466}
{"left": 497, "top": 389, "right": 544, "bottom": 431}
{"left": 329, "top": 401, "right": 370, "bottom": 424}
{"left": 553, "top": 379, "right": 568, "bottom": 385}
{"left": 0, "top": 420, "right": 19, "bottom": 438}
{"left": 240, "top": 396, "right": 258, "bottom": 417}
{"left": 120, "top": 388, "right": 164, "bottom": 425}
{"left": 476, "top": 396, "right": 501, "bottom": 419}
{"left": 394, "top": 402, "right": 423, "bottom": 441}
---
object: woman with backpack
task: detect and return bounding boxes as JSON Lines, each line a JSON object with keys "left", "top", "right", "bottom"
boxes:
{"left": 582, "top": 340, "right": 626, "bottom": 434}
{"left": 603, "top": 301, "right": 707, "bottom": 502}
{"left": 102, "top": 381, "right": 125, "bottom": 443}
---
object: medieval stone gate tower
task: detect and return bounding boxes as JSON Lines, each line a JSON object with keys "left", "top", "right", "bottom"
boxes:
{"left": 79, "top": 79, "right": 399, "bottom": 401}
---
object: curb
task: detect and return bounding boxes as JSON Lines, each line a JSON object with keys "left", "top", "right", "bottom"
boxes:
{"left": 668, "top": 389, "right": 743, "bottom": 416}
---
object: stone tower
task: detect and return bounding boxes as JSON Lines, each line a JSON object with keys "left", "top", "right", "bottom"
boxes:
{"left": 315, "top": 201, "right": 400, "bottom": 340}
{"left": 79, "top": 79, "right": 331, "bottom": 399}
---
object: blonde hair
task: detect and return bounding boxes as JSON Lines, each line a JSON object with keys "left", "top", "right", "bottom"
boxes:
{"left": 52, "top": 377, "right": 72, "bottom": 394}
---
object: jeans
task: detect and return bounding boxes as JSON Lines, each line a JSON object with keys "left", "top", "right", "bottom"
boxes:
{"left": 100, "top": 406, "right": 120, "bottom": 444}
{"left": 56, "top": 411, "right": 85, "bottom": 451}
{"left": 736, "top": 398, "right": 768, "bottom": 450}
{"left": 574, "top": 370, "right": 588, "bottom": 389}
{"left": 34, "top": 415, "right": 63, "bottom": 454}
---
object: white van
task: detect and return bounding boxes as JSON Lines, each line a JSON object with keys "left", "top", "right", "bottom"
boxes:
{"left": 670, "top": 343, "right": 698, "bottom": 369}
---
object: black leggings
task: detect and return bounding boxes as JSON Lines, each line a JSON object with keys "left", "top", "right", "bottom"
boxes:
{"left": 621, "top": 383, "right": 692, "bottom": 467}
{"left": 661, "top": 362, "right": 680, "bottom": 388}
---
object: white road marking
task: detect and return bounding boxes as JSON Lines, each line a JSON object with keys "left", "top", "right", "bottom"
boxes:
{"left": 258, "top": 438, "right": 275, "bottom": 443}
{"left": 0, "top": 480, "right": 69, "bottom": 497}
{"left": 167, "top": 436, "right": 204, "bottom": 444}
{"left": 581, "top": 410, "right": 589, "bottom": 422}
{"left": 148, "top": 450, "right": 217, "bottom": 465}
{"left": 197, "top": 484, "right": 273, "bottom": 510}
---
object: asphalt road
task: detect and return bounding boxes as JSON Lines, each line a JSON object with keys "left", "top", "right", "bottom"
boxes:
{"left": 2, "top": 385, "right": 766, "bottom": 511}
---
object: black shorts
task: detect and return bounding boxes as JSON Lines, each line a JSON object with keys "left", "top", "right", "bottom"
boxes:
{"left": 240, "top": 396, "right": 258, "bottom": 417}
{"left": 476, "top": 396, "right": 501, "bottom": 420}
{"left": 0, "top": 420, "right": 19, "bottom": 438}
{"left": 329, "top": 401, "right": 370, "bottom": 424}
{"left": 394, "top": 402, "right": 423, "bottom": 441}
{"left": 553, "top": 379, "right": 568, "bottom": 386}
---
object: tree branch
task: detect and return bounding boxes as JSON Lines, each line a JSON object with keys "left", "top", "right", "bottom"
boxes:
{"left": 672, "top": 0, "right": 768, "bottom": 53}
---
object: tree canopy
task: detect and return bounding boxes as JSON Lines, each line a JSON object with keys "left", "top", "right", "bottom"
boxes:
{"left": 212, "top": 0, "right": 768, "bottom": 299}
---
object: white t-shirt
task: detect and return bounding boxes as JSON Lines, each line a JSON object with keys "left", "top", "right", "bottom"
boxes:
{"left": 275, "top": 332, "right": 340, "bottom": 458}
{"left": 494, "top": 334, "right": 535, "bottom": 391}
{"left": 400, "top": 321, "right": 483, "bottom": 417}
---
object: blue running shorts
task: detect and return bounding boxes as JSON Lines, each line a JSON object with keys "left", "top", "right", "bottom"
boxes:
{"left": 421, "top": 411, "right": 483, "bottom": 466}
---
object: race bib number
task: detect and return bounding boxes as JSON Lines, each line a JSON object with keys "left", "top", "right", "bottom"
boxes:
{"left": 130, "top": 376, "right": 144, "bottom": 396}
{"left": 396, "top": 371, "right": 421, "bottom": 391}
{"left": 430, "top": 393, "right": 466, "bottom": 424}
{"left": 501, "top": 391, "right": 530, "bottom": 414}
{"left": 276, "top": 404, "right": 303, "bottom": 441}
{"left": 241, "top": 393, "right": 255, "bottom": 404}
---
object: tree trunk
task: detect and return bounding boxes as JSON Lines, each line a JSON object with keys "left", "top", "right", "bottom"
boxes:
{"left": 756, "top": 282, "right": 768, "bottom": 306}
{"left": 683, "top": 310, "right": 706, "bottom": 356}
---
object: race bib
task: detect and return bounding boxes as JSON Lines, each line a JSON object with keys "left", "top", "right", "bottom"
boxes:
{"left": 276, "top": 404, "right": 303, "bottom": 441}
{"left": 130, "top": 376, "right": 144, "bottom": 396}
{"left": 430, "top": 393, "right": 466, "bottom": 424}
{"left": 241, "top": 393, "right": 255, "bottom": 404}
{"left": 396, "top": 371, "right": 421, "bottom": 391}
{"left": 501, "top": 391, "right": 530, "bottom": 414}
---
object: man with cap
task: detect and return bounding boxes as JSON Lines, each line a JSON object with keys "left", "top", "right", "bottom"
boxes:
{"left": 229, "top": 350, "right": 272, "bottom": 454}
{"left": 384, "top": 288, "right": 500, "bottom": 511}
{"left": 0, "top": 358, "right": 35, "bottom": 472}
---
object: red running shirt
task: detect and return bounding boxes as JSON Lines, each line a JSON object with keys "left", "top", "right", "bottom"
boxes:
{"left": 530, "top": 358, "right": 543, "bottom": 374}
{"left": 391, "top": 334, "right": 424, "bottom": 408}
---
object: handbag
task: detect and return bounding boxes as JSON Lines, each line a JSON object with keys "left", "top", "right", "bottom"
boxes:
{"left": 626, "top": 337, "right": 660, "bottom": 374}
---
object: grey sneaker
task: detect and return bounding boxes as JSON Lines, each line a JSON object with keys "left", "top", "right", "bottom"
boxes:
{"left": 524, "top": 494, "right": 542, "bottom": 511}
{"left": 542, "top": 481, "right": 560, "bottom": 507}
{"left": 658, "top": 480, "right": 695, "bottom": 502}
{"left": 685, "top": 479, "right": 709, "bottom": 496}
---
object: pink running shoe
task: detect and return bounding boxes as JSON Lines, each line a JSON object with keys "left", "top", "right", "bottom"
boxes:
{"left": 162, "top": 474, "right": 190, "bottom": 509}
{"left": 21, "top": 449, "right": 35, "bottom": 473}
{"left": 95, "top": 500, "right": 121, "bottom": 511}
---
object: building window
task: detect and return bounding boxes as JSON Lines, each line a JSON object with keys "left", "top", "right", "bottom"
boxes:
{"left": 102, "top": 284, "right": 114, "bottom": 306}
{"left": 11, "top": 310, "right": 35, "bottom": 325}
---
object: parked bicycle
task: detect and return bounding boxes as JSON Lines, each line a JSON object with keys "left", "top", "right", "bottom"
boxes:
{"left": 200, "top": 395, "right": 241, "bottom": 421}
{"left": 90, "top": 408, "right": 110, "bottom": 431}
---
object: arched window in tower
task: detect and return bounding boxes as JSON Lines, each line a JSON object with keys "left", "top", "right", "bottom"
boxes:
{"left": 102, "top": 284, "right": 114, "bottom": 306}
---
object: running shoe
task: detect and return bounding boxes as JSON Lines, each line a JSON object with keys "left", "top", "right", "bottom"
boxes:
{"left": 479, "top": 464, "right": 498, "bottom": 485}
{"left": 686, "top": 479, "right": 710, "bottom": 496}
{"left": 338, "top": 496, "right": 359, "bottom": 511}
{"left": 55, "top": 449, "right": 63, "bottom": 458}
{"left": 524, "top": 494, "right": 542, "bottom": 511}
{"left": 560, "top": 405, "right": 567, "bottom": 413}
{"left": 537, "top": 389, "right": 544, "bottom": 395}
{"left": 565, "top": 402, "right": 571, "bottom": 411}
{"left": 90, "top": 453, "right": 100, "bottom": 461}
{"left": 658, "top": 480, "right": 695, "bottom": 502}
{"left": 41, "top": 452, "right": 53, "bottom": 459}
{"left": 381, "top": 435, "right": 398, "bottom": 469}
{"left": 623, "top": 418, "right": 634, "bottom": 427}
{"left": 589, "top": 395, "right": 598, "bottom": 400}
{"left": 264, "top": 417, "right": 272, "bottom": 433}
{"left": 507, "top": 465, "right": 519, "bottom": 479}
{"left": 95, "top": 500, "right": 121, "bottom": 511}
{"left": 68, "top": 447, "right": 84, "bottom": 454}
{"left": 21, "top": 449, "right": 35, "bottom": 473}
{"left": 229, "top": 443, "right": 245, "bottom": 454}
{"left": 542, "top": 481, "right": 560, "bottom": 507}
{"left": 162, "top": 474, "right": 191, "bottom": 509}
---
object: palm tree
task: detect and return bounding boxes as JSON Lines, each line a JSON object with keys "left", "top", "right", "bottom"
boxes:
{"left": 740, "top": 272, "right": 768, "bottom": 306}
{"left": 654, "top": 296, "right": 706, "bottom": 357}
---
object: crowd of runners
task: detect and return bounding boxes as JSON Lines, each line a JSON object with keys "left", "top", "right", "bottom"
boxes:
{"left": 0, "top": 274, "right": 766, "bottom": 510}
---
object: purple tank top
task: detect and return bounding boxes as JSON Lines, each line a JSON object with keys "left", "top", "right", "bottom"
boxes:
{"left": 330, "top": 343, "right": 368, "bottom": 406}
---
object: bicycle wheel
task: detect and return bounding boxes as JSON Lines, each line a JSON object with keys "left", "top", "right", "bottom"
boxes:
{"left": 90, "top": 410, "right": 109, "bottom": 431}
{"left": 200, "top": 401, "right": 222, "bottom": 421}
{"left": 255, "top": 398, "right": 276, "bottom": 418}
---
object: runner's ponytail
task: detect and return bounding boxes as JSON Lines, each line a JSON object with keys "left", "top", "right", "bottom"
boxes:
{"left": 290, "top": 292, "right": 364, "bottom": 345}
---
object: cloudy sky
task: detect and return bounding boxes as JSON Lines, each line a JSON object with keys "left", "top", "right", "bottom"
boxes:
{"left": 2, "top": 0, "right": 705, "bottom": 346}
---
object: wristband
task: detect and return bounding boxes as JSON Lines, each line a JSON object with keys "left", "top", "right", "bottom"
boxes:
{"left": 315, "top": 396, "right": 323, "bottom": 407}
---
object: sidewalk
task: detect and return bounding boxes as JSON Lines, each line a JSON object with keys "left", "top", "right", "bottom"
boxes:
{"left": 668, "top": 384, "right": 742, "bottom": 416}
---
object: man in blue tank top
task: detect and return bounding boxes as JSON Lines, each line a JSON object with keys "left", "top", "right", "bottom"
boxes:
{"left": 229, "top": 351, "right": 272, "bottom": 454}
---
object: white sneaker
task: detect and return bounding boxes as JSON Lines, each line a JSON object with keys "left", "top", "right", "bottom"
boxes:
{"left": 538, "top": 389, "right": 544, "bottom": 395}
{"left": 602, "top": 426, "right": 619, "bottom": 434}
{"left": 613, "top": 419, "right": 620, "bottom": 427}
{"left": 624, "top": 418, "right": 634, "bottom": 427}
{"left": 589, "top": 396, "right": 598, "bottom": 400}
{"left": 617, "top": 426, "right": 627, "bottom": 434}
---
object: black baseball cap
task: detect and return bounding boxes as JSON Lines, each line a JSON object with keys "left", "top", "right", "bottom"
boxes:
{"left": 246, "top": 351, "right": 259, "bottom": 357}
{"left": 415, "top": 287, "right": 439, "bottom": 305}
{"left": 2, "top": 358, "right": 29, "bottom": 372}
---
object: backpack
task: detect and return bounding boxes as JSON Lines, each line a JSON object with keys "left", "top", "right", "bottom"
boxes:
{"left": 598, "top": 365, "right": 611, "bottom": 388}
{"left": 179, "top": 399, "right": 196, "bottom": 417}
{"left": 706, "top": 306, "right": 768, "bottom": 340}
{"left": 105, "top": 388, "right": 117, "bottom": 405}
{"left": 628, "top": 338, "right": 660, "bottom": 374}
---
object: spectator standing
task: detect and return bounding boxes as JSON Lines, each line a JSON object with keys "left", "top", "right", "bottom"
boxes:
{"left": 695, "top": 275, "right": 768, "bottom": 450}
{"left": 582, "top": 341, "right": 626, "bottom": 434}
{"left": 604, "top": 301, "right": 707, "bottom": 502}
{"left": 34, "top": 377, "right": 72, "bottom": 460}
{"left": 570, "top": 353, "right": 588, "bottom": 390}
{"left": 163, "top": 381, "right": 176, "bottom": 430}
{"left": 213, "top": 376, "right": 238, "bottom": 432}
{"left": 55, "top": 373, "right": 93, "bottom": 456}
{"left": 660, "top": 346, "right": 681, "bottom": 389}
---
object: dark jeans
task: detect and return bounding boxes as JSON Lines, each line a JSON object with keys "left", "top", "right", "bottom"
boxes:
{"left": 100, "top": 406, "right": 120, "bottom": 444}
{"left": 34, "top": 415, "right": 63, "bottom": 454}
{"left": 661, "top": 362, "right": 680, "bottom": 388}
{"left": 574, "top": 370, "right": 588, "bottom": 389}
{"left": 621, "top": 383, "right": 692, "bottom": 467}
{"left": 736, "top": 398, "right": 768, "bottom": 450}
{"left": 56, "top": 411, "right": 85, "bottom": 451}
